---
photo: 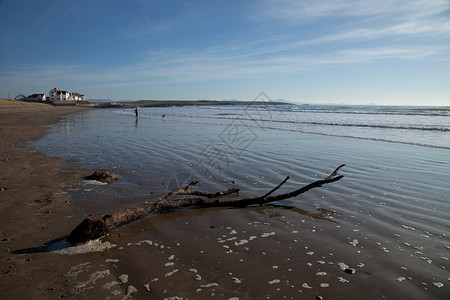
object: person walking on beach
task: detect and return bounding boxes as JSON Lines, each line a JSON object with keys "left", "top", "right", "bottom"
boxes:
{"left": 134, "top": 107, "right": 139, "bottom": 117}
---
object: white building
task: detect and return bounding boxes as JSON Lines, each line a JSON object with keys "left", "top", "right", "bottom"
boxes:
{"left": 49, "top": 88, "right": 69, "bottom": 101}
{"left": 71, "top": 92, "right": 85, "bottom": 101}
{"left": 49, "top": 88, "right": 85, "bottom": 101}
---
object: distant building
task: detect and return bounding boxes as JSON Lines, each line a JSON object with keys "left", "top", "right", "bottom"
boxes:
{"left": 15, "top": 94, "right": 26, "bottom": 101}
{"left": 49, "top": 88, "right": 70, "bottom": 101}
{"left": 49, "top": 88, "right": 58, "bottom": 100}
{"left": 71, "top": 92, "right": 85, "bottom": 101}
{"left": 49, "top": 88, "right": 85, "bottom": 101}
{"left": 27, "top": 93, "right": 46, "bottom": 101}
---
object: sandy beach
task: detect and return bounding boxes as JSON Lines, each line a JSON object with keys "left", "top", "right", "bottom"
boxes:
{"left": 1, "top": 101, "right": 449, "bottom": 299}
{"left": 0, "top": 100, "right": 94, "bottom": 298}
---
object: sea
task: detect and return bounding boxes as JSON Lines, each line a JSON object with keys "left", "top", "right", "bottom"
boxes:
{"left": 31, "top": 103, "right": 450, "bottom": 199}
{"left": 30, "top": 103, "right": 450, "bottom": 299}
{"left": 125, "top": 104, "right": 450, "bottom": 149}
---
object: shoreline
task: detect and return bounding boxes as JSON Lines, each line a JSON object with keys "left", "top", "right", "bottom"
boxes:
{"left": 0, "top": 104, "right": 94, "bottom": 298}
{"left": 1, "top": 103, "right": 448, "bottom": 299}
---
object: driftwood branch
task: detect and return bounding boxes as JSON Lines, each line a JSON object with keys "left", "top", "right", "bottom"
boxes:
{"left": 261, "top": 176, "right": 290, "bottom": 198}
{"left": 67, "top": 164, "right": 345, "bottom": 244}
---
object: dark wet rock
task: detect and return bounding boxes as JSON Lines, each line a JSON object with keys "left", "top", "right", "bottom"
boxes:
{"left": 87, "top": 170, "right": 119, "bottom": 183}
{"left": 344, "top": 268, "right": 356, "bottom": 274}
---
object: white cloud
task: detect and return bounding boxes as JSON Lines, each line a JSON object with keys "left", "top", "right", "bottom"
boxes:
{"left": 255, "top": 0, "right": 450, "bottom": 42}
{"left": 0, "top": 37, "right": 442, "bottom": 95}
{"left": 3, "top": 45, "right": 436, "bottom": 93}
{"left": 2, "top": 0, "right": 449, "bottom": 98}
{"left": 258, "top": 0, "right": 449, "bottom": 20}
{"left": 338, "top": 46, "right": 436, "bottom": 61}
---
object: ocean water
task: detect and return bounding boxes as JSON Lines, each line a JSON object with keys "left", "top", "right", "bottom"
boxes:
{"left": 30, "top": 104, "right": 450, "bottom": 298}
{"left": 121, "top": 104, "right": 450, "bottom": 149}
{"left": 31, "top": 104, "right": 450, "bottom": 198}
{"left": 31, "top": 103, "right": 450, "bottom": 217}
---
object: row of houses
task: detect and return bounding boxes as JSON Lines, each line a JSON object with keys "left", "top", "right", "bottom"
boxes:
{"left": 16, "top": 88, "right": 85, "bottom": 102}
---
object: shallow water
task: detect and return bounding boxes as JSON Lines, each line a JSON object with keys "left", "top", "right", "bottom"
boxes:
{"left": 31, "top": 106, "right": 450, "bottom": 299}
{"left": 121, "top": 104, "right": 450, "bottom": 149}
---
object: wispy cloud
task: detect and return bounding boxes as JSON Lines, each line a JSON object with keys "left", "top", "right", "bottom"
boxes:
{"left": 1, "top": 0, "right": 449, "bottom": 101}
{"left": 255, "top": 0, "right": 450, "bottom": 41}
{"left": 257, "top": 0, "right": 450, "bottom": 21}
{"left": 339, "top": 46, "right": 436, "bottom": 61}
{"left": 2, "top": 44, "right": 437, "bottom": 93}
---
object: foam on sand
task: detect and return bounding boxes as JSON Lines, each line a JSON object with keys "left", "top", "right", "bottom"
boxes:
{"left": 49, "top": 239, "right": 117, "bottom": 255}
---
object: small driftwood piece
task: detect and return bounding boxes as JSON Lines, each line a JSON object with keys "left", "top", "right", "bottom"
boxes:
{"left": 67, "top": 164, "right": 345, "bottom": 244}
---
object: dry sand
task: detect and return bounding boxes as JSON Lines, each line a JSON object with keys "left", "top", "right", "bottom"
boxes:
{"left": 0, "top": 99, "right": 51, "bottom": 107}
{"left": 0, "top": 100, "right": 94, "bottom": 298}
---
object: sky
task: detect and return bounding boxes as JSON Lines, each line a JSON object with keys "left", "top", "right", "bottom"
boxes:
{"left": 0, "top": 0, "right": 449, "bottom": 105}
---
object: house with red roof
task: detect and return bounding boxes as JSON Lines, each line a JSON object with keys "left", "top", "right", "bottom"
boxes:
{"left": 26, "top": 93, "right": 46, "bottom": 101}
{"left": 49, "top": 88, "right": 85, "bottom": 101}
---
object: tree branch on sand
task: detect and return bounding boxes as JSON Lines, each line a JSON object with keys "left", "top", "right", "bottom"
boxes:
{"left": 67, "top": 164, "right": 346, "bottom": 244}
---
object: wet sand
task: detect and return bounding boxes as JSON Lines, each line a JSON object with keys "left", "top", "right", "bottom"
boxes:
{"left": 1, "top": 103, "right": 449, "bottom": 299}
{"left": 0, "top": 101, "right": 94, "bottom": 298}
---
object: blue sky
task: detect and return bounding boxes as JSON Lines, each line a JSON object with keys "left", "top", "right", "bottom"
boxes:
{"left": 0, "top": 0, "right": 449, "bottom": 105}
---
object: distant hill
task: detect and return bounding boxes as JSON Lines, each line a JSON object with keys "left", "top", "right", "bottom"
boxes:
{"left": 88, "top": 99, "right": 115, "bottom": 103}
{"left": 97, "top": 99, "right": 292, "bottom": 108}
